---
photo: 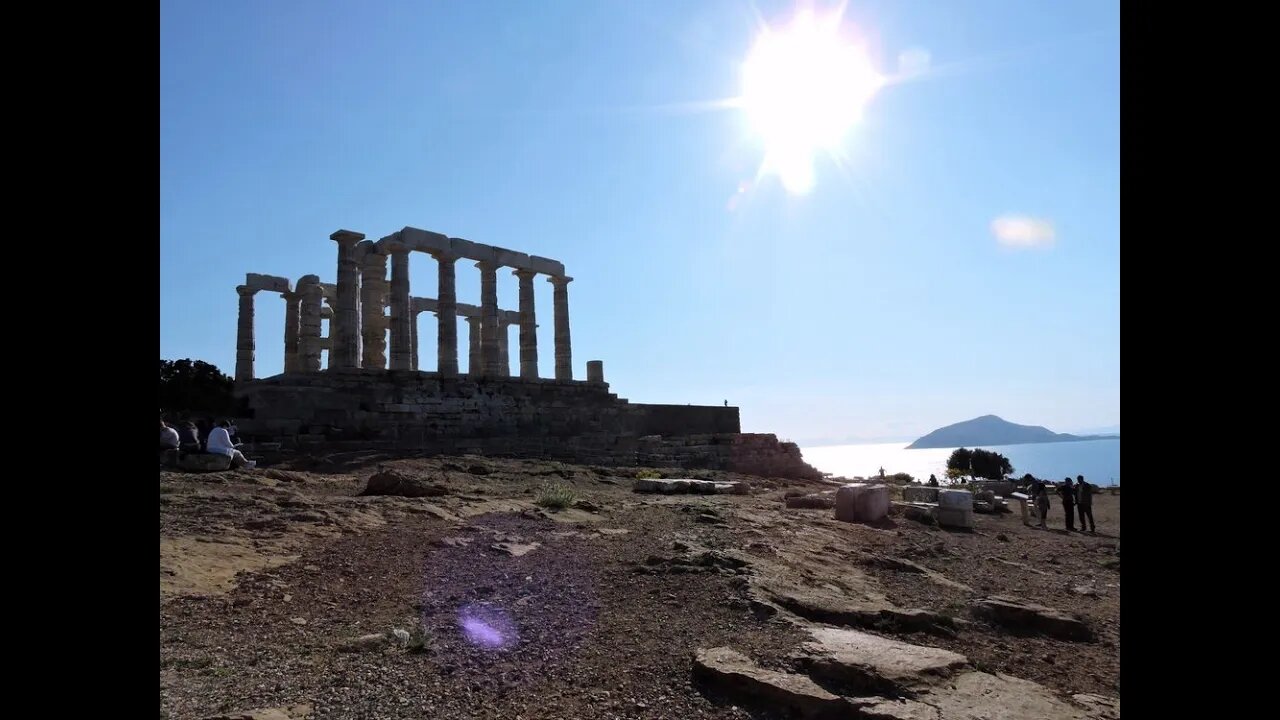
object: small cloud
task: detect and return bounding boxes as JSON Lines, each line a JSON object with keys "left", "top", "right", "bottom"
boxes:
{"left": 897, "top": 47, "right": 932, "bottom": 77}
{"left": 991, "top": 215, "right": 1056, "bottom": 248}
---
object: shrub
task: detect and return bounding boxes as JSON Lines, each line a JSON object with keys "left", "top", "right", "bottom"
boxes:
{"left": 535, "top": 481, "right": 577, "bottom": 510}
{"left": 635, "top": 469, "right": 663, "bottom": 479}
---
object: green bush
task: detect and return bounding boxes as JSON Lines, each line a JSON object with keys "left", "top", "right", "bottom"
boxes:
{"left": 535, "top": 481, "right": 577, "bottom": 510}
{"left": 635, "top": 469, "right": 663, "bottom": 479}
{"left": 889, "top": 472, "right": 914, "bottom": 485}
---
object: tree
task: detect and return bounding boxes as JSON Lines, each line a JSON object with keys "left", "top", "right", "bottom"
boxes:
{"left": 159, "top": 358, "right": 237, "bottom": 417}
{"left": 946, "top": 447, "right": 1014, "bottom": 481}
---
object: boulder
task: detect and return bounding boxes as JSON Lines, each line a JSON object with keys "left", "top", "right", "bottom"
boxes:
{"left": 179, "top": 453, "right": 232, "bottom": 472}
{"left": 835, "top": 483, "right": 889, "bottom": 523}
{"left": 360, "top": 469, "right": 449, "bottom": 498}
{"left": 693, "top": 646, "right": 850, "bottom": 719}
{"left": 971, "top": 596, "right": 1094, "bottom": 641}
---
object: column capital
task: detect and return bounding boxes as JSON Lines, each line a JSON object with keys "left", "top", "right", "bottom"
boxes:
{"left": 547, "top": 275, "right": 574, "bottom": 286}
{"left": 430, "top": 251, "right": 458, "bottom": 264}
{"left": 330, "top": 229, "right": 366, "bottom": 245}
{"left": 512, "top": 268, "right": 538, "bottom": 279}
{"left": 236, "top": 285, "right": 257, "bottom": 297}
{"left": 386, "top": 240, "right": 412, "bottom": 256}
{"left": 475, "top": 259, "right": 501, "bottom": 271}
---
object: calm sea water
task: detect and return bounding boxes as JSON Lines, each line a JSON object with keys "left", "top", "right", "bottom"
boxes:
{"left": 801, "top": 438, "right": 1121, "bottom": 486}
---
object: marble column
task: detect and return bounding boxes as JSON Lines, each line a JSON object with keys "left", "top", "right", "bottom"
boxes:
{"left": 513, "top": 269, "right": 538, "bottom": 379}
{"left": 360, "top": 251, "right": 388, "bottom": 369}
{"left": 477, "top": 261, "right": 501, "bottom": 377}
{"left": 388, "top": 244, "right": 412, "bottom": 370}
{"left": 435, "top": 254, "right": 459, "bottom": 377}
{"left": 282, "top": 290, "right": 300, "bottom": 373}
{"left": 410, "top": 310, "right": 420, "bottom": 371}
{"left": 549, "top": 276, "right": 573, "bottom": 381}
{"left": 466, "top": 316, "right": 483, "bottom": 377}
{"left": 235, "top": 285, "right": 256, "bottom": 382}
{"left": 298, "top": 276, "right": 323, "bottom": 372}
{"left": 497, "top": 321, "right": 510, "bottom": 377}
{"left": 331, "top": 230, "right": 364, "bottom": 368}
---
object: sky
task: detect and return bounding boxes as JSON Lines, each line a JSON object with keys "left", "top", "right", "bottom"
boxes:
{"left": 160, "top": 0, "right": 1119, "bottom": 446}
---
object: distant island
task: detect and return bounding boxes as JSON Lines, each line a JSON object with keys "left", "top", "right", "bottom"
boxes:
{"left": 906, "top": 415, "right": 1119, "bottom": 450}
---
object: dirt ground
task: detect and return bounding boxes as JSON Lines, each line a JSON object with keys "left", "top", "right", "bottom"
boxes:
{"left": 159, "top": 455, "right": 1119, "bottom": 719}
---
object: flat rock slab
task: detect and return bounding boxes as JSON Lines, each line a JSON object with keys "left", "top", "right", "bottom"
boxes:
{"left": 1072, "top": 693, "right": 1121, "bottom": 720}
{"left": 693, "top": 646, "right": 849, "bottom": 719}
{"left": 919, "top": 671, "right": 1092, "bottom": 720}
{"left": 490, "top": 541, "right": 540, "bottom": 557}
{"left": 972, "top": 596, "right": 1094, "bottom": 642}
{"left": 634, "top": 478, "right": 747, "bottom": 495}
{"left": 360, "top": 470, "right": 449, "bottom": 498}
{"left": 786, "top": 493, "right": 836, "bottom": 509}
{"left": 847, "top": 697, "right": 942, "bottom": 720}
{"left": 179, "top": 453, "right": 233, "bottom": 472}
{"left": 797, "top": 626, "right": 969, "bottom": 695}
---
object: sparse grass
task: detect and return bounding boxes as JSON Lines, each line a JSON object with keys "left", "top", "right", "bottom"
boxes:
{"left": 535, "top": 481, "right": 577, "bottom": 510}
{"left": 635, "top": 469, "right": 663, "bottom": 479}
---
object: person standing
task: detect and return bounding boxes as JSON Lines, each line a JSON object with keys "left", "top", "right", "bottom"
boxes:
{"left": 1076, "top": 474, "right": 1096, "bottom": 533}
{"left": 1034, "top": 483, "right": 1051, "bottom": 528}
{"left": 1057, "top": 477, "right": 1077, "bottom": 531}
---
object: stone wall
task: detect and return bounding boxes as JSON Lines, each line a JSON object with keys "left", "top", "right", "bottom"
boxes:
{"left": 234, "top": 371, "right": 819, "bottom": 479}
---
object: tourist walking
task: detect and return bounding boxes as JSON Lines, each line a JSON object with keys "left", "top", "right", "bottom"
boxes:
{"left": 1057, "top": 477, "right": 1077, "bottom": 531}
{"left": 1075, "top": 475, "right": 1096, "bottom": 533}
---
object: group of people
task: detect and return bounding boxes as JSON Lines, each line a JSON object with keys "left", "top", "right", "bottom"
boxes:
{"left": 160, "top": 416, "right": 255, "bottom": 469}
{"left": 1031, "top": 475, "right": 1097, "bottom": 533}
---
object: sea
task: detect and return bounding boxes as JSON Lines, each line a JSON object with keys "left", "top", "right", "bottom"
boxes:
{"left": 800, "top": 438, "right": 1121, "bottom": 486}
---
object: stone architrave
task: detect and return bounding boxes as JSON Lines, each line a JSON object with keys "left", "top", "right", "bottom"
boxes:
{"left": 513, "top": 269, "right": 539, "bottom": 378}
{"left": 548, "top": 276, "right": 573, "bottom": 380}
{"left": 388, "top": 243, "right": 412, "bottom": 370}
{"left": 235, "top": 285, "right": 256, "bottom": 381}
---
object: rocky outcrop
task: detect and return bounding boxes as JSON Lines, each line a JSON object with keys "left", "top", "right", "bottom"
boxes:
{"left": 972, "top": 596, "right": 1094, "bottom": 641}
{"left": 633, "top": 478, "right": 747, "bottom": 495}
{"left": 795, "top": 626, "right": 969, "bottom": 696}
{"left": 359, "top": 469, "right": 449, "bottom": 498}
{"left": 785, "top": 492, "right": 835, "bottom": 509}
{"left": 693, "top": 647, "right": 849, "bottom": 719}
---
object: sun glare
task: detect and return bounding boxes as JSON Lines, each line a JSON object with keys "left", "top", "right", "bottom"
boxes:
{"left": 740, "top": 8, "right": 884, "bottom": 194}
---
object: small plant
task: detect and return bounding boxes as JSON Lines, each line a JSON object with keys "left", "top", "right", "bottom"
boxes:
{"left": 635, "top": 469, "right": 663, "bottom": 479}
{"left": 535, "top": 481, "right": 577, "bottom": 510}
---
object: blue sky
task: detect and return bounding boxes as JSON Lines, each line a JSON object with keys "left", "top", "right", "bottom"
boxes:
{"left": 160, "top": 0, "right": 1119, "bottom": 445}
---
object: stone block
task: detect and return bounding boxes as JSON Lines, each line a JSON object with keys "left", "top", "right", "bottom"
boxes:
{"left": 835, "top": 483, "right": 890, "bottom": 523}
{"left": 400, "top": 226, "right": 451, "bottom": 254}
{"left": 936, "top": 506, "right": 974, "bottom": 530}
{"left": 902, "top": 486, "right": 939, "bottom": 503}
{"left": 938, "top": 489, "right": 973, "bottom": 509}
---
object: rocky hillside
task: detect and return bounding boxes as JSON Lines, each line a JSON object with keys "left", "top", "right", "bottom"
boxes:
{"left": 160, "top": 453, "right": 1120, "bottom": 720}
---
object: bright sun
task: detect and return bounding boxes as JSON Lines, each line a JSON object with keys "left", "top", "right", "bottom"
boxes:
{"left": 740, "top": 9, "right": 884, "bottom": 194}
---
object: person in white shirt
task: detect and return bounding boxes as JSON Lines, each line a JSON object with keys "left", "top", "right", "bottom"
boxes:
{"left": 160, "top": 420, "right": 180, "bottom": 451}
{"left": 207, "top": 419, "right": 254, "bottom": 469}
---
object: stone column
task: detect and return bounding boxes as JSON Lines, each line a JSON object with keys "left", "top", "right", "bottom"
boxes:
{"left": 435, "top": 254, "right": 459, "bottom": 377}
{"left": 388, "top": 244, "right": 412, "bottom": 370}
{"left": 587, "top": 360, "right": 604, "bottom": 384}
{"left": 477, "top": 261, "right": 501, "bottom": 377}
{"left": 466, "top": 316, "right": 483, "bottom": 377}
{"left": 235, "top": 285, "right": 256, "bottom": 381}
{"left": 297, "top": 276, "right": 323, "bottom": 372}
{"left": 360, "top": 251, "right": 388, "bottom": 369}
{"left": 549, "top": 276, "right": 573, "bottom": 381}
{"left": 513, "top": 269, "right": 538, "bottom": 379}
{"left": 331, "top": 230, "right": 365, "bottom": 368}
{"left": 410, "top": 310, "right": 420, "bottom": 371}
{"left": 497, "top": 321, "right": 510, "bottom": 377}
{"left": 282, "top": 290, "right": 300, "bottom": 373}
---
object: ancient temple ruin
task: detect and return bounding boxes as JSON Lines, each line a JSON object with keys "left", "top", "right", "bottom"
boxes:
{"left": 231, "top": 226, "right": 819, "bottom": 479}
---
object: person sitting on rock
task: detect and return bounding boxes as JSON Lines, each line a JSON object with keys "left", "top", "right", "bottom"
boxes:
{"left": 177, "top": 421, "right": 202, "bottom": 454}
{"left": 927, "top": 474, "right": 939, "bottom": 487}
{"left": 160, "top": 420, "right": 180, "bottom": 452}
{"left": 206, "top": 419, "right": 254, "bottom": 469}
